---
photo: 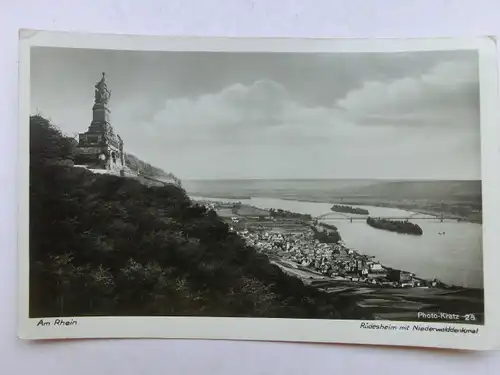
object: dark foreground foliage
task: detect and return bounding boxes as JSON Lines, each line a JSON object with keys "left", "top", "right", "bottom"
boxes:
{"left": 30, "top": 116, "right": 347, "bottom": 319}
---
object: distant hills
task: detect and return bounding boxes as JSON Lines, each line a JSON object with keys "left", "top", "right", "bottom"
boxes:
{"left": 331, "top": 180, "right": 482, "bottom": 203}
{"left": 183, "top": 178, "right": 481, "bottom": 204}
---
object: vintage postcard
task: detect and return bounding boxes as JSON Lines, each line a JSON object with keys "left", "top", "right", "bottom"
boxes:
{"left": 17, "top": 30, "right": 500, "bottom": 350}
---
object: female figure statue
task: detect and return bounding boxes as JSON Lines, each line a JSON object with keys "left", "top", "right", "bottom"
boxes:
{"left": 94, "top": 72, "right": 111, "bottom": 105}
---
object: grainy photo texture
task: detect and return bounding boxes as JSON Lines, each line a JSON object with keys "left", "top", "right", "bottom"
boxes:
{"left": 29, "top": 46, "right": 483, "bottom": 323}
{"left": 19, "top": 32, "right": 500, "bottom": 349}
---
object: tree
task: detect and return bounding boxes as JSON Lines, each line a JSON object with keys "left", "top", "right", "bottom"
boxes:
{"left": 29, "top": 115, "right": 344, "bottom": 319}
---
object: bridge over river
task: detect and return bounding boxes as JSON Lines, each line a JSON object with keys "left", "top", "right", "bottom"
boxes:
{"left": 315, "top": 211, "right": 457, "bottom": 222}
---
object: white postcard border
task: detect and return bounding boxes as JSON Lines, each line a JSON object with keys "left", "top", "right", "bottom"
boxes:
{"left": 17, "top": 30, "right": 500, "bottom": 350}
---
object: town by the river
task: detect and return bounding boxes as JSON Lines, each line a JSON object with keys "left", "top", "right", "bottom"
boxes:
{"left": 191, "top": 196, "right": 483, "bottom": 289}
{"left": 189, "top": 195, "right": 484, "bottom": 323}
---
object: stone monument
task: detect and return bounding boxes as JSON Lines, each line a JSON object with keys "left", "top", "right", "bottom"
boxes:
{"left": 75, "top": 72, "right": 125, "bottom": 172}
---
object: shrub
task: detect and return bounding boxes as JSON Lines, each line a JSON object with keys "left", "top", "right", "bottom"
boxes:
{"left": 29, "top": 115, "right": 342, "bottom": 319}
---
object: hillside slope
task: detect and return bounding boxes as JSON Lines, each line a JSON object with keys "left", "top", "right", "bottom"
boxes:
{"left": 29, "top": 115, "right": 345, "bottom": 319}
{"left": 124, "top": 153, "right": 181, "bottom": 185}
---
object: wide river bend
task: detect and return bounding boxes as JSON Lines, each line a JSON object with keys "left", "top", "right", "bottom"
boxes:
{"left": 191, "top": 196, "right": 483, "bottom": 289}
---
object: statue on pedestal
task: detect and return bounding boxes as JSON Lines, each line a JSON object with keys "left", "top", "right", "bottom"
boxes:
{"left": 94, "top": 72, "right": 111, "bottom": 105}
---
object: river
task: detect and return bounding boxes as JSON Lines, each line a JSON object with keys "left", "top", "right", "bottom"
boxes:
{"left": 191, "top": 196, "right": 483, "bottom": 289}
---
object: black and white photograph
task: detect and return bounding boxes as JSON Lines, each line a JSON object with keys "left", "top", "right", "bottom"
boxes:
{"left": 17, "top": 32, "right": 500, "bottom": 349}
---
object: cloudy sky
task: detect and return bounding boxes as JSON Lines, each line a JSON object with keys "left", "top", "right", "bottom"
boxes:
{"left": 30, "top": 47, "right": 481, "bottom": 180}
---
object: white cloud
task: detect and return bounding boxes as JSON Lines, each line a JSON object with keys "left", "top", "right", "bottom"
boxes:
{"left": 109, "top": 70, "right": 480, "bottom": 179}
{"left": 115, "top": 80, "right": 349, "bottom": 148}
{"left": 155, "top": 80, "right": 291, "bottom": 129}
{"left": 336, "top": 60, "right": 479, "bottom": 127}
{"left": 117, "top": 59, "right": 480, "bottom": 153}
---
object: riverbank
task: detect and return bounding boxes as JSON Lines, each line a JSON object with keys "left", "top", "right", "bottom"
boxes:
{"left": 336, "top": 199, "right": 482, "bottom": 224}
{"left": 190, "top": 192, "right": 481, "bottom": 224}
{"left": 192, "top": 195, "right": 483, "bottom": 287}
{"left": 193, "top": 196, "right": 483, "bottom": 322}
{"left": 202, "top": 199, "right": 452, "bottom": 289}
{"left": 267, "top": 243, "right": 483, "bottom": 324}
